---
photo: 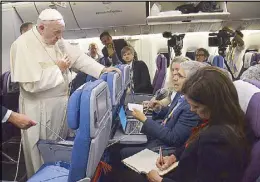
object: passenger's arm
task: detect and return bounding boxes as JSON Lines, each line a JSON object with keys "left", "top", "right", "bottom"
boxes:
{"left": 152, "top": 106, "right": 170, "bottom": 120}
{"left": 142, "top": 105, "right": 200, "bottom": 147}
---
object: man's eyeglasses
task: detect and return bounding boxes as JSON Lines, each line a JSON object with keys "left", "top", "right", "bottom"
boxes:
{"left": 196, "top": 54, "right": 205, "bottom": 57}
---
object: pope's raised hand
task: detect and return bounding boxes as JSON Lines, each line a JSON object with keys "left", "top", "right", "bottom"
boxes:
{"left": 56, "top": 55, "right": 71, "bottom": 72}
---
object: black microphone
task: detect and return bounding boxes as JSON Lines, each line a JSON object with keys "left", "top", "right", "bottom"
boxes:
{"left": 155, "top": 88, "right": 169, "bottom": 100}
{"left": 162, "top": 31, "right": 173, "bottom": 38}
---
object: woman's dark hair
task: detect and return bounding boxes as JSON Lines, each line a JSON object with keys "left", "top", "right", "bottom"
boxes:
{"left": 182, "top": 67, "right": 246, "bottom": 138}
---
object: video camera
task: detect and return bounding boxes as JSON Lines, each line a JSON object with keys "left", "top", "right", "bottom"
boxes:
{"left": 208, "top": 29, "right": 235, "bottom": 49}
{"left": 163, "top": 32, "right": 185, "bottom": 56}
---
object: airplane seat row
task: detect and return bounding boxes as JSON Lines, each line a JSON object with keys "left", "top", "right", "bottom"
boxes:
{"left": 28, "top": 67, "right": 131, "bottom": 181}
{"left": 234, "top": 80, "right": 260, "bottom": 182}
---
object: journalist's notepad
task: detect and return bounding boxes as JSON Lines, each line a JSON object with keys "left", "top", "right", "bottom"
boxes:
{"left": 128, "top": 103, "right": 144, "bottom": 113}
{"left": 122, "top": 149, "right": 179, "bottom": 176}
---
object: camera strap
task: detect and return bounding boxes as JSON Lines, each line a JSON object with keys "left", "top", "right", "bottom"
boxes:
{"left": 223, "top": 58, "right": 235, "bottom": 80}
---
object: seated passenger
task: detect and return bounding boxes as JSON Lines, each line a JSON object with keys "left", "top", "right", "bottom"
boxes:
{"left": 120, "top": 61, "right": 207, "bottom": 159}
{"left": 120, "top": 67, "right": 253, "bottom": 182}
{"left": 195, "top": 48, "right": 211, "bottom": 65}
{"left": 86, "top": 43, "right": 102, "bottom": 62}
{"left": 146, "top": 56, "right": 190, "bottom": 108}
{"left": 241, "top": 64, "right": 260, "bottom": 81}
{"left": 122, "top": 46, "right": 153, "bottom": 94}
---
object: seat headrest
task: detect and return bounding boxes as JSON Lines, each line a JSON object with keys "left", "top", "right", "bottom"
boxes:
{"left": 67, "top": 84, "right": 85, "bottom": 130}
{"left": 243, "top": 52, "right": 255, "bottom": 69}
{"left": 116, "top": 64, "right": 130, "bottom": 90}
{"left": 212, "top": 55, "right": 225, "bottom": 68}
{"left": 156, "top": 54, "right": 167, "bottom": 69}
{"left": 234, "top": 80, "right": 260, "bottom": 137}
{"left": 185, "top": 51, "right": 195, "bottom": 61}
{"left": 105, "top": 72, "right": 122, "bottom": 106}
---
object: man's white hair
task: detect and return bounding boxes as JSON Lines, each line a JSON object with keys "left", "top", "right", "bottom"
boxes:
{"left": 164, "top": 56, "right": 190, "bottom": 90}
{"left": 180, "top": 61, "right": 209, "bottom": 79}
{"left": 37, "top": 8, "right": 65, "bottom": 26}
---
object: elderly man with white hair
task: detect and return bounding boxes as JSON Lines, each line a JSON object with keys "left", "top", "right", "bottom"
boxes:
{"left": 10, "top": 9, "right": 120, "bottom": 177}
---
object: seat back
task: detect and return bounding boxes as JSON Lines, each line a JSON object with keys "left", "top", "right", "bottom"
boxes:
{"left": 101, "top": 72, "right": 123, "bottom": 107}
{"left": 234, "top": 80, "right": 260, "bottom": 182}
{"left": 153, "top": 54, "right": 167, "bottom": 94}
{"left": 212, "top": 55, "right": 225, "bottom": 68}
{"left": 68, "top": 80, "right": 112, "bottom": 182}
{"left": 116, "top": 64, "right": 131, "bottom": 90}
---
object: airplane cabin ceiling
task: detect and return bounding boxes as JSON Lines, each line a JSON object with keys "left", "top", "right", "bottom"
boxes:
{"left": 2, "top": 2, "right": 260, "bottom": 39}
{"left": 13, "top": 2, "right": 39, "bottom": 23}
{"left": 35, "top": 2, "right": 80, "bottom": 30}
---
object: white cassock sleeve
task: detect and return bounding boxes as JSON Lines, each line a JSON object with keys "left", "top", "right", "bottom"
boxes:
{"left": 65, "top": 42, "right": 105, "bottom": 79}
{"left": 21, "top": 65, "right": 65, "bottom": 93}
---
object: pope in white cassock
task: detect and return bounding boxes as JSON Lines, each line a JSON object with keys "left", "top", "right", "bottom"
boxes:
{"left": 10, "top": 9, "right": 120, "bottom": 177}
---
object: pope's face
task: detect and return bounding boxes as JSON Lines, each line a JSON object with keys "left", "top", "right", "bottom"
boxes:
{"left": 39, "top": 21, "right": 65, "bottom": 45}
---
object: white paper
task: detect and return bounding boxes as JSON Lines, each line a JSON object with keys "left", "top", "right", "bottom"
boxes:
{"left": 128, "top": 103, "right": 144, "bottom": 113}
{"left": 122, "top": 149, "right": 179, "bottom": 175}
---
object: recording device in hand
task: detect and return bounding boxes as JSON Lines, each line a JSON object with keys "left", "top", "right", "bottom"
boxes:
{"left": 155, "top": 88, "right": 169, "bottom": 101}
{"left": 144, "top": 88, "right": 169, "bottom": 114}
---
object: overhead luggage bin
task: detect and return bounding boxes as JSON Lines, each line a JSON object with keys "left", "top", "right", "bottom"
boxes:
{"left": 147, "top": 2, "right": 230, "bottom": 25}
{"left": 70, "top": 2, "right": 147, "bottom": 29}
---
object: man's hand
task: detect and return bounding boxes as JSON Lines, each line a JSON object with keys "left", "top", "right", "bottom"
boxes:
{"left": 150, "top": 101, "right": 162, "bottom": 112}
{"left": 56, "top": 56, "right": 71, "bottom": 72}
{"left": 8, "top": 112, "right": 36, "bottom": 130}
{"left": 156, "top": 155, "right": 176, "bottom": 171}
{"left": 147, "top": 170, "right": 163, "bottom": 182}
{"left": 101, "top": 67, "right": 121, "bottom": 75}
{"left": 132, "top": 108, "right": 147, "bottom": 123}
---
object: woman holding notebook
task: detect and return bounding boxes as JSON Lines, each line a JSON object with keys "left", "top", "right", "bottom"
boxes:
{"left": 119, "top": 67, "right": 253, "bottom": 182}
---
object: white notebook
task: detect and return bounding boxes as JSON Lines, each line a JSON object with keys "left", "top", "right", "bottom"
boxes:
{"left": 122, "top": 149, "right": 179, "bottom": 176}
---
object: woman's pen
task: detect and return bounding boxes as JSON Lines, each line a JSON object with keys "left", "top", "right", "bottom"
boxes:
{"left": 159, "top": 147, "right": 164, "bottom": 165}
